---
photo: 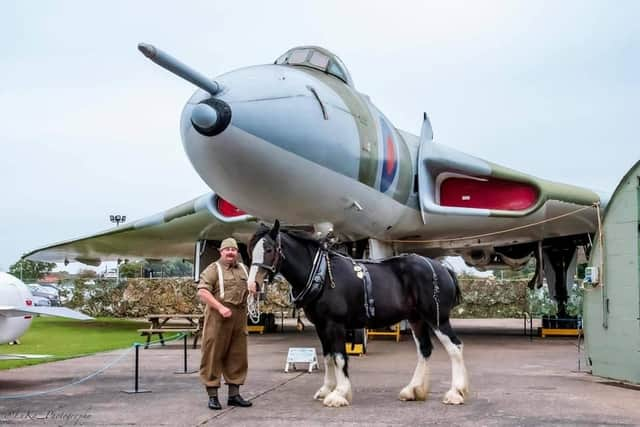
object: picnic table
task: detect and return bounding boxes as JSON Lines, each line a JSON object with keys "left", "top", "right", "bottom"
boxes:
{"left": 138, "top": 314, "right": 204, "bottom": 349}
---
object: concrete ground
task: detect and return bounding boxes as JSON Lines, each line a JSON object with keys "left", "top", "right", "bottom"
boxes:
{"left": 1, "top": 318, "right": 639, "bottom": 426}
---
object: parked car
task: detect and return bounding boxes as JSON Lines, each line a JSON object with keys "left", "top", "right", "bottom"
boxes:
{"left": 31, "top": 295, "right": 52, "bottom": 306}
{"left": 26, "top": 283, "right": 61, "bottom": 306}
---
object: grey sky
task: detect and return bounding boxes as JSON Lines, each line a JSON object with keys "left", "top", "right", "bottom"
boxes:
{"left": 1, "top": 1, "right": 638, "bottom": 273}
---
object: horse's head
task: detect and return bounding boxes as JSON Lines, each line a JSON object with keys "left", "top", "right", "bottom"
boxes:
{"left": 247, "top": 220, "right": 284, "bottom": 288}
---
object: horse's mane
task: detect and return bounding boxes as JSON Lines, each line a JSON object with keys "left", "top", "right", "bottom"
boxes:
{"left": 283, "top": 229, "right": 320, "bottom": 243}
{"left": 248, "top": 224, "right": 320, "bottom": 253}
{"left": 248, "top": 224, "right": 270, "bottom": 253}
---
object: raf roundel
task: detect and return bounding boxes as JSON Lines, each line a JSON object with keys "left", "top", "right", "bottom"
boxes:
{"left": 379, "top": 117, "right": 398, "bottom": 193}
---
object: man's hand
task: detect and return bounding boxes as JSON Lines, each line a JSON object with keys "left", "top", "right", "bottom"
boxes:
{"left": 247, "top": 281, "right": 258, "bottom": 295}
{"left": 218, "top": 306, "right": 232, "bottom": 318}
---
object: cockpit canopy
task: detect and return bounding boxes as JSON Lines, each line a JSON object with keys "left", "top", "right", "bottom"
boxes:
{"left": 275, "top": 46, "right": 354, "bottom": 88}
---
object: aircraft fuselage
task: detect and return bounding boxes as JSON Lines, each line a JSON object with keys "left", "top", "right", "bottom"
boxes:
{"left": 181, "top": 62, "right": 422, "bottom": 241}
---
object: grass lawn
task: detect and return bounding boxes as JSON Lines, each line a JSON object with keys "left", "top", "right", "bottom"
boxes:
{"left": 0, "top": 317, "right": 150, "bottom": 370}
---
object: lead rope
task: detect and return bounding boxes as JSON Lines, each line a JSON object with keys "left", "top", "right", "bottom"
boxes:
{"left": 247, "top": 292, "right": 261, "bottom": 324}
{"left": 240, "top": 263, "right": 262, "bottom": 324}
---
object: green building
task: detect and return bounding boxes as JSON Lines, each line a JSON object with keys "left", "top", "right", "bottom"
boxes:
{"left": 584, "top": 160, "right": 640, "bottom": 384}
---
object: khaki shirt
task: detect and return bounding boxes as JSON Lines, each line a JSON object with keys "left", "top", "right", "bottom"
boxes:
{"left": 197, "top": 261, "right": 249, "bottom": 306}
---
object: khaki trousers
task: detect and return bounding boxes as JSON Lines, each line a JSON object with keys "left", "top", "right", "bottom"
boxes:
{"left": 200, "top": 305, "right": 248, "bottom": 388}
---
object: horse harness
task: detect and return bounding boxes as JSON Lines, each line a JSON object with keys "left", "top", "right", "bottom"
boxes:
{"left": 349, "top": 259, "right": 375, "bottom": 318}
{"left": 291, "top": 248, "right": 328, "bottom": 308}
{"left": 260, "top": 234, "right": 438, "bottom": 325}
{"left": 289, "top": 246, "right": 376, "bottom": 319}
{"left": 420, "top": 257, "right": 441, "bottom": 328}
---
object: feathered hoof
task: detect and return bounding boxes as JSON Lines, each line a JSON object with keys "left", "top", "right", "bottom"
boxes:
{"left": 323, "top": 391, "right": 350, "bottom": 407}
{"left": 313, "top": 386, "right": 332, "bottom": 400}
{"left": 398, "top": 385, "right": 427, "bottom": 401}
{"left": 442, "top": 388, "right": 465, "bottom": 405}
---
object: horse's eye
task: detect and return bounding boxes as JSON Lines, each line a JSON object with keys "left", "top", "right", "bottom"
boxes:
{"left": 265, "top": 248, "right": 273, "bottom": 254}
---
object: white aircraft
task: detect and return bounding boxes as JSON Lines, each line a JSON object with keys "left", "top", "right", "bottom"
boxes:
{"left": 24, "top": 44, "right": 607, "bottom": 317}
{"left": 0, "top": 272, "right": 92, "bottom": 357}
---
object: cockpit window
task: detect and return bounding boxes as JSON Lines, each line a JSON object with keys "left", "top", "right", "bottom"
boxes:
{"left": 288, "top": 49, "right": 311, "bottom": 65}
{"left": 275, "top": 46, "right": 354, "bottom": 87}
{"left": 327, "top": 61, "right": 347, "bottom": 83}
{"left": 309, "top": 51, "right": 329, "bottom": 69}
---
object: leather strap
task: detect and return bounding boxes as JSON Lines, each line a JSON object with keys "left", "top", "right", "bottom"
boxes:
{"left": 292, "top": 249, "right": 327, "bottom": 308}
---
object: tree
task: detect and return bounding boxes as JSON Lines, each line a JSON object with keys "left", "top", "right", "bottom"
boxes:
{"left": 117, "top": 259, "right": 193, "bottom": 278}
{"left": 118, "top": 261, "right": 147, "bottom": 278}
{"left": 9, "top": 259, "right": 56, "bottom": 282}
{"left": 160, "top": 259, "right": 193, "bottom": 277}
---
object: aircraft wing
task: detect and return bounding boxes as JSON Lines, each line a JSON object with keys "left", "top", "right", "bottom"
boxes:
{"left": 0, "top": 306, "right": 93, "bottom": 320}
{"left": 24, "top": 192, "right": 258, "bottom": 265}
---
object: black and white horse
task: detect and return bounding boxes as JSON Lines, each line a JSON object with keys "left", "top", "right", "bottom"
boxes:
{"left": 247, "top": 221, "right": 469, "bottom": 407}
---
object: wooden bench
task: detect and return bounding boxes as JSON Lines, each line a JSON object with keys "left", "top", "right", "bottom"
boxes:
{"left": 140, "top": 314, "right": 204, "bottom": 349}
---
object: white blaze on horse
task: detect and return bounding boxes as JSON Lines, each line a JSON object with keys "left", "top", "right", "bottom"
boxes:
{"left": 248, "top": 221, "right": 469, "bottom": 407}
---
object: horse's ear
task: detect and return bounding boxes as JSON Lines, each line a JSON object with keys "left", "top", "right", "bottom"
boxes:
{"left": 269, "top": 219, "right": 280, "bottom": 239}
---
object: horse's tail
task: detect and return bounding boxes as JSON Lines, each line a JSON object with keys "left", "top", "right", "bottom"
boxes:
{"left": 446, "top": 267, "right": 463, "bottom": 306}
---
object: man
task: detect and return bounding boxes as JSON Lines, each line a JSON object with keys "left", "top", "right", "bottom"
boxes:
{"left": 197, "top": 237, "right": 256, "bottom": 410}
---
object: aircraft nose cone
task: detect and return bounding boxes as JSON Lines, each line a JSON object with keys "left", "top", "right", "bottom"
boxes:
{"left": 192, "top": 103, "right": 218, "bottom": 128}
{"left": 190, "top": 98, "right": 232, "bottom": 137}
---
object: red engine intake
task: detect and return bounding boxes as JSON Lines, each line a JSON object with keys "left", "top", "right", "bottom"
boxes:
{"left": 440, "top": 177, "right": 538, "bottom": 211}
{"left": 216, "top": 197, "right": 246, "bottom": 217}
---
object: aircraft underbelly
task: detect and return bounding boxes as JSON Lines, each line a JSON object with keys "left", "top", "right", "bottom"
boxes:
{"left": 182, "top": 124, "right": 411, "bottom": 235}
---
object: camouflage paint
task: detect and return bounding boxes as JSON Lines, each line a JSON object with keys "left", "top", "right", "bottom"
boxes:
{"left": 304, "top": 68, "right": 412, "bottom": 205}
{"left": 489, "top": 162, "right": 600, "bottom": 216}
{"left": 299, "top": 68, "right": 379, "bottom": 189}
{"left": 164, "top": 199, "right": 196, "bottom": 223}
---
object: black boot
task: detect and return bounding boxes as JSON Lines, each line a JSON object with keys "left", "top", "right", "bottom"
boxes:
{"left": 228, "top": 394, "right": 252, "bottom": 407}
{"left": 207, "top": 396, "right": 222, "bottom": 410}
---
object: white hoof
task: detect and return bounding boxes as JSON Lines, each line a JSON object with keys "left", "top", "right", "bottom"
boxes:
{"left": 313, "top": 385, "right": 333, "bottom": 400}
{"left": 442, "top": 388, "right": 465, "bottom": 405}
{"left": 323, "top": 391, "right": 350, "bottom": 407}
{"left": 398, "top": 384, "right": 427, "bottom": 401}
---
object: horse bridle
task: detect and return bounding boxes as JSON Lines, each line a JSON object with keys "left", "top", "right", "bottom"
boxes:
{"left": 251, "top": 233, "right": 285, "bottom": 276}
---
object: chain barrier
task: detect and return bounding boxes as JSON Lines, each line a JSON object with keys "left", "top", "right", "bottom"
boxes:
{"left": 0, "top": 332, "right": 187, "bottom": 400}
